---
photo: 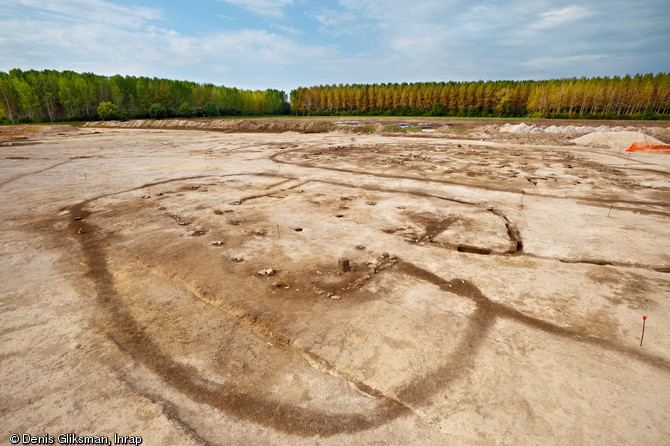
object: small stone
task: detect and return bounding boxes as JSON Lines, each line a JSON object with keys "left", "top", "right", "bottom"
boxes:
{"left": 158, "top": 207, "right": 166, "bottom": 210}
{"left": 77, "top": 228, "right": 84, "bottom": 234}
{"left": 356, "top": 245, "right": 365, "bottom": 250}
{"left": 211, "top": 241, "right": 224, "bottom": 246}
{"left": 338, "top": 259, "right": 351, "bottom": 272}
{"left": 381, "top": 252, "right": 389, "bottom": 259}
{"left": 294, "top": 227, "right": 303, "bottom": 232}
{"left": 73, "top": 216, "right": 82, "bottom": 221}
{"left": 258, "top": 268, "right": 275, "bottom": 276}
{"left": 330, "top": 295, "right": 341, "bottom": 300}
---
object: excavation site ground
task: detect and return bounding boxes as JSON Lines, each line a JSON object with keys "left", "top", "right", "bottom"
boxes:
{"left": 1, "top": 118, "right": 669, "bottom": 445}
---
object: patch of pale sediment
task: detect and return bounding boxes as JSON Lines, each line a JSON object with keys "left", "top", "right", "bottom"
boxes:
{"left": 571, "top": 131, "right": 665, "bottom": 150}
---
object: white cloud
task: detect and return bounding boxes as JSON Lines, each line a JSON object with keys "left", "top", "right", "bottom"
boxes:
{"left": 217, "top": 0, "right": 294, "bottom": 18}
{"left": 528, "top": 5, "right": 593, "bottom": 30}
{"left": 0, "top": 0, "right": 667, "bottom": 89}
{"left": 272, "top": 23, "right": 301, "bottom": 35}
{"left": 0, "top": 0, "right": 161, "bottom": 29}
{"left": 518, "top": 54, "right": 610, "bottom": 70}
{"left": 0, "top": 1, "right": 326, "bottom": 90}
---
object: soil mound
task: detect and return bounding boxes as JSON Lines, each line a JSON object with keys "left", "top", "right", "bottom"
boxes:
{"left": 0, "top": 124, "right": 78, "bottom": 135}
{"left": 500, "top": 123, "right": 636, "bottom": 135}
{"left": 571, "top": 131, "right": 665, "bottom": 150}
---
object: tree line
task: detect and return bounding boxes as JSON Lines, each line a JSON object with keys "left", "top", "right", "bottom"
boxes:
{"left": 1, "top": 69, "right": 668, "bottom": 124}
{"left": 0, "top": 69, "right": 290, "bottom": 124}
{"left": 290, "top": 74, "right": 670, "bottom": 119}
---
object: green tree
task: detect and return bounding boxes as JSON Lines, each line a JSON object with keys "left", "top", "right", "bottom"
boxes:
{"left": 97, "top": 101, "right": 118, "bottom": 120}
{"left": 178, "top": 101, "right": 194, "bottom": 117}
{"left": 0, "top": 72, "right": 18, "bottom": 123}
{"left": 148, "top": 103, "right": 167, "bottom": 119}
{"left": 203, "top": 102, "right": 218, "bottom": 117}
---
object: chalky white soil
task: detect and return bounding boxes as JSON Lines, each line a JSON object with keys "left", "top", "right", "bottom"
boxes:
{"left": 1, "top": 120, "right": 669, "bottom": 445}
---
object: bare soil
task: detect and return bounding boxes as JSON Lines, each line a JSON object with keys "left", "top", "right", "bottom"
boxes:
{"left": 1, "top": 119, "right": 669, "bottom": 445}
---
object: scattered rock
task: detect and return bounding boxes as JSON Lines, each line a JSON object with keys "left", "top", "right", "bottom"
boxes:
{"left": 338, "top": 258, "right": 351, "bottom": 272}
{"left": 294, "top": 227, "right": 303, "bottom": 232}
{"left": 77, "top": 228, "right": 84, "bottom": 235}
{"left": 73, "top": 216, "right": 82, "bottom": 221}
{"left": 214, "top": 210, "right": 224, "bottom": 215}
{"left": 190, "top": 230, "right": 206, "bottom": 236}
{"left": 231, "top": 257, "right": 243, "bottom": 263}
{"left": 457, "top": 244, "right": 491, "bottom": 255}
{"left": 356, "top": 245, "right": 366, "bottom": 250}
{"left": 381, "top": 252, "right": 389, "bottom": 259}
{"left": 178, "top": 221, "right": 191, "bottom": 226}
{"left": 258, "top": 268, "right": 275, "bottom": 276}
{"left": 211, "top": 241, "right": 224, "bottom": 246}
{"left": 367, "top": 201, "right": 377, "bottom": 206}
{"left": 158, "top": 207, "right": 166, "bottom": 210}
{"left": 229, "top": 200, "right": 242, "bottom": 205}
{"left": 330, "top": 294, "right": 341, "bottom": 300}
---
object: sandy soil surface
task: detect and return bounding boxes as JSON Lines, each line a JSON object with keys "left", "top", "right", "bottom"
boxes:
{"left": 1, "top": 119, "right": 669, "bottom": 445}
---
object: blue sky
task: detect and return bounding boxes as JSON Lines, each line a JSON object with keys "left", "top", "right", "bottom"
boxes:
{"left": 1, "top": 0, "right": 668, "bottom": 92}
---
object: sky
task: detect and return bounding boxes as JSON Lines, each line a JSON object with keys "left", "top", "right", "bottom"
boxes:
{"left": 0, "top": 0, "right": 668, "bottom": 92}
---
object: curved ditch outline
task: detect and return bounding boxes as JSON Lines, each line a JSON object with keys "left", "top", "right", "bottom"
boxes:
{"left": 62, "top": 171, "right": 670, "bottom": 439}
{"left": 268, "top": 148, "right": 670, "bottom": 216}
{"left": 0, "top": 160, "right": 72, "bottom": 188}
{"left": 67, "top": 199, "right": 408, "bottom": 437}
{"left": 59, "top": 173, "right": 514, "bottom": 436}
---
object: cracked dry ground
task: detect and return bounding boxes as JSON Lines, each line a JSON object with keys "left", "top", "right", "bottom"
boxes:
{"left": 1, "top": 128, "right": 669, "bottom": 445}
